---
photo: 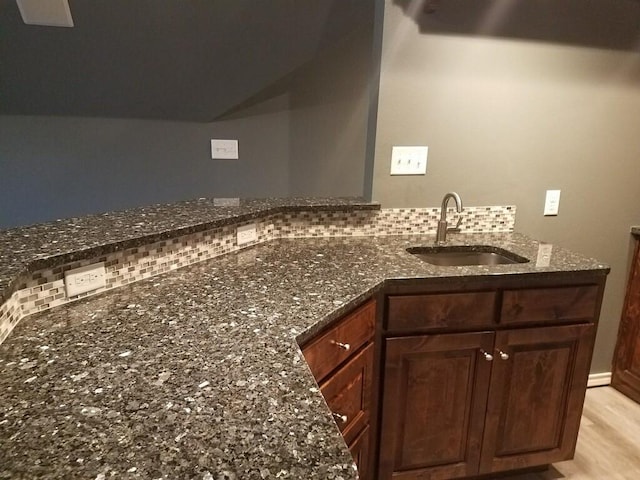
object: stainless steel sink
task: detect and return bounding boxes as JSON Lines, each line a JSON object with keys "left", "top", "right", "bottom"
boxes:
{"left": 407, "top": 245, "right": 529, "bottom": 266}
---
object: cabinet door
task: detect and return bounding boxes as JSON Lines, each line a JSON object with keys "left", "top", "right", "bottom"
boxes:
{"left": 378, "top": 332, "right": 494, "bottom": 480}
{"left": 479, "top": 324, "right": 594, "bottom": 474}
{"left": 612, "top": 239, "right": 640, "bottom": 403}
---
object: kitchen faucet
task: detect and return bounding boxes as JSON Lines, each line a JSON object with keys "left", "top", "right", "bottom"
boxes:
{"left": 436, "top": 192, "right": 463, "bottom": 244}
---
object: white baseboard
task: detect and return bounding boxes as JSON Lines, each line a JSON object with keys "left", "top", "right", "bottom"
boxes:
{"left": 587, "top": 372, "right": 612, "bottom": 388}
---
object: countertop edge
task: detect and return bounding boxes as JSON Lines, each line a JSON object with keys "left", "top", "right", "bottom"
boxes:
{"left": 0, "top": 198, "right": 380, "bottom": 303}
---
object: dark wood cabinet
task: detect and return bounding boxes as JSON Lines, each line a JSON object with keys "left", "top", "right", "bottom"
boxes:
{"left": 320, "top": 343, "right": 374, "bottom": 445}
{"left": 376, "top": 277, "right": 606, "bottom": 480}
{"left": 612, "top": 235, "right": 640, "bottom": 403}
{"left": 302, "top": 300, "right": 376, "bottom": 479}
{"left": 350, "top": 425, "right": 372, "bottom": 480}
{"left": 378, "top": 332, "right": 494, "bottom": 480}
{"left": 479, "top": 324, "right": 594, "bottom": 473}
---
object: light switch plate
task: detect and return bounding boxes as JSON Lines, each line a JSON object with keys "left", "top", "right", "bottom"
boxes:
{"left": 64, "top": 263, "right": 106, "bottom": 297}
{"left": 17, "top": 0, "right": 74, "bottom": 27}
{"left": 390, "top": 146, "right": 428, "bottom": 175}
{"left": 544, "top": 190, "right": 561, "bottom": 216}
{"left": 211, "top": 139, "right": 239, "bottom": 159}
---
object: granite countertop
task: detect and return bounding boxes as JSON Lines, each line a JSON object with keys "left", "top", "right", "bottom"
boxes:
{"left": 0, "top": 197, "right": 378, "bottom": 303}
{"left": 0, "top": 206, "right": 610, "bottom": 479}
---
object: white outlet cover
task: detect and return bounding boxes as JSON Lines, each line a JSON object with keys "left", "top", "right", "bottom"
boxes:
{"left": 390, "top": 146, "right": 428, "bottom": 175}
{"left": 211, "top": 139, "right": 239, "bottom": 159}
{"left": 64, "top": 263, "right": 106, "bottom": 297}
{"left": 535, "top": 243, "right": 553, "bottom": 267}
{"left": 213, "top": 197, "right": 241, "bottom": 207}
{"left": 237, "top": 223, "right": 258, "bottom": 246}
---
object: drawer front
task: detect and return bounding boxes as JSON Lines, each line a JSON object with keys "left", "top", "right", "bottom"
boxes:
{"left": 303, "top": 300, "right": 375, "bottom": 382}
{"left": 501, "top": 285, "right": 599, "bottom": 325}
{"left": 349, "top": 424, "right": 371, "bottom": 480}
{"left": 386, "top": 292, "right": 496, "bottom": 332}
{"left": 320, "top": 343, "right": 374, "bottom": 445}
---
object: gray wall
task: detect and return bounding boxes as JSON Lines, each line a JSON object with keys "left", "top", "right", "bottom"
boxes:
{"left": 289, "top": 26, "right": 374, "bottom": 196}
{"left": 373, "top": 0, "right": 640, "bottom": 373}
{"left": 0, "top": 102, "right": 290, "bottom": 227}
{"left": 0, "top": 21, "right": 375, "bottom": 229}
{"left": 373, "top": 1, "right": 640, "bottom": 373}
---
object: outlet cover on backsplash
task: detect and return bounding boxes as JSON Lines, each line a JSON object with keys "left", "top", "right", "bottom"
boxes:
{"left": 64, "top": 263, "right": 106, "bottom": 297}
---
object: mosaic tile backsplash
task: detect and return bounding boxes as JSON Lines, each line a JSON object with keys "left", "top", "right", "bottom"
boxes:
{"left": 0, "top": 205, "right": 515, "bottom": 344}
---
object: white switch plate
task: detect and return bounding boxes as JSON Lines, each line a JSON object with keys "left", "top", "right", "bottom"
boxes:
{"left": 390, "top": 146, "right": 428, "bottom": 175}
{"left": 64, "top": 263, "right": 106, "bottom": 297}
{"left": 211, "top": 139, "right": 239, "bottom": 159}
{"left": 17, "top": 0, "right": 74, "bottom": 27}
{"left": 237, "top": 223, "right": 258, "bottom": 246}
{"left": 544, "top": 190, "right": 561, "bottom": 216}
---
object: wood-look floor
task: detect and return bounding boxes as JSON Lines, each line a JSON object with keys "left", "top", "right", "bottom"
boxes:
{"left": 502, "top": 386, "right": 640, "bottom": 480}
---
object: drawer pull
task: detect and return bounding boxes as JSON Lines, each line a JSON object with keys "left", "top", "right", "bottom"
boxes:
{"left": 333, "top": 341, "right": 351, "bottom": 351}
{"left": 480, "top": 350, "right": 493, "bottom": 361}
{"left": 498, "top": 350, "right": 510, "bottom": 361}
{"left": 332, "top": 412, "right": 348, "bottom": 424}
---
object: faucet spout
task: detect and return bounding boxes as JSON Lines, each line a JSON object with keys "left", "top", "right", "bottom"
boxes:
{"left": 436, "top": 192, "right": 463, "bottom": 244}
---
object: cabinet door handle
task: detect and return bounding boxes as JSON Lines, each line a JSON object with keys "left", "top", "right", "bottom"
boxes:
{"left": 480, "top": 349, "right": 493, "bottom": 361}
{"left": 333, "top": 341, "right": 351, "bottom": 351}
{"left": 332, "top": 412, "right": 348, "bottom": 423}
{"left": 497, "top": 350, "right": 510, "bottom": 360}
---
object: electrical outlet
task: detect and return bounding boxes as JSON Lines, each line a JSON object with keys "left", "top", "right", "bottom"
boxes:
{"left": 390, "top": 146, "right": 428, "bottom": 175}
{"left": 213, "top": 198, "right": 240, "bottom": 207}
{"left": 535, "top": 243, "right": 553, "bottom": 267}
{"left": 544, "top": 190, "right": 561, "bottom": 216}
{"left": 64, "top": 263, "right": 106, "bottom": 297}
{"left": 237, "top": 223, "right": 258, "bottom": 246}
{"left": 211, "top": 139, "right": 239, "bottom": 159}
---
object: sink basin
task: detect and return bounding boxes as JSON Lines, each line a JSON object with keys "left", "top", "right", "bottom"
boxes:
{"left": 407, "top": 245, "right": 530, "bottom": 266}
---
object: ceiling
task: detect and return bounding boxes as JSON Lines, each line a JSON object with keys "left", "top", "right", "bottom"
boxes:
{"left": 393, "top": 0, "right": 640, "bottom": 51}
{"left": 0, "top": 0, "right": 375, "bottom": 122}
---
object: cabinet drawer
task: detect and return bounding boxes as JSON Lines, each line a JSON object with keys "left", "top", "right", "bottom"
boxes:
{"left": 320, "top": 343, "right": 374, "bottom": 445}
{"left": 349, "top": 424, "right": 371, "bottom": 480}
{"left": 501, "top": 285, "right": 599, "bottom": 325}
{"left": 386, "top": 292, "right": 496, "bottom": 332}
{"left": 303, "top": 300, "right": 375, "bottom": 382}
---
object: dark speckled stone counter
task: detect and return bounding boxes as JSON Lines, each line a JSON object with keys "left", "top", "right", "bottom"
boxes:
{"left": 0, "top": 212, "right": 609, "bottom": 479}
{"left": 0, "top": 197, "right": 378, "bottom": 303}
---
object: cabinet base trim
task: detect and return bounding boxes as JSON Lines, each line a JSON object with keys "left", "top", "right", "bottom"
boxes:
{"left": 588, "top": 372, "right": 611, "bottom": 387}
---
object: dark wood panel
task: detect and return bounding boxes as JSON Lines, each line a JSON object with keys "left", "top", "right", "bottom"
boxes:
{"left": 501, "top": 285, "right": 599, "bottom": 325}
{"left": 302, "top": 299, "right": 375, "bottom": 382}
{"left": 320, "top": 343, "right": 374, "bottom": 445}
{"left": 349, "top": 424, "right": 371, "bottom": 480}
{"left": 386, "top": 291, "right": 496, "bottom": 332}
{"left": 480, "top": 324, "right": 595, "bottom": 474}
{"left": 377, "top": 332, "right": 494, "bottom": 480}
{"left": 612, "top": 239, "right": 640, "bottom": 403}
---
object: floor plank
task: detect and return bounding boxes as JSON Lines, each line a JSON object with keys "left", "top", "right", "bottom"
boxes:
{"left": 502, "top": 386, "right": 640, "bottom": 480}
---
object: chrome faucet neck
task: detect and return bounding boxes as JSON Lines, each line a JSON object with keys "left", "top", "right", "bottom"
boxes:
{"left": 436, "top": 192, "right": 463, "bottom": 244}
